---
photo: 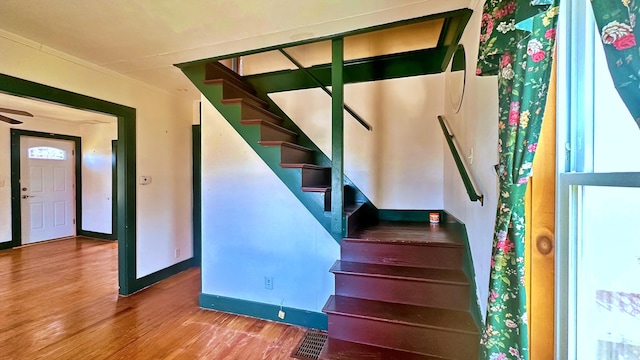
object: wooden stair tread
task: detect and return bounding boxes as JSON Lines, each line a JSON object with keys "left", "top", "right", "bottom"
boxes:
{"left": 240, "top": 119, "right": 298, "bottom": 136}
{"left": 205, "top": 78, "right": 268, "bottom": 108}
{"left": 280, "top": 163, "right": 328, "bottom": 170}
{"left": 258, "top": 141, "right": 313, "bottom": 152}
{"left": 347, "top": 221, "right": 463, "bottom": 247}
{"left": 323, "top": 295, "right": 478, "bottom": 334}
{"left": 319, "top": 338, "right": 446, "bottom": 360}
{"left": 330, "top": 260, "right": 469, "bottom": 285}
{"left": 301, "top": 186, "right": 330, "bottom": 193}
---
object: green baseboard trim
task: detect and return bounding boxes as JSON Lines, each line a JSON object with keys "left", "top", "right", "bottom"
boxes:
{"left": 0, "top": 241, "right": 12, "bottom": 250}
{"left": 444, "top": 211, "right": 484, "bottom": 331}
{"left": 377, "top": 209, "right": 446, "bottom": 222}
{"left": 78, "top": 230, "right": 116, "bottom": 241}
{"left": 127, "top": 257, "right": 197, "bottom": 294}
{"left": 199, "top": 293, "right": 328, "bottom": 330}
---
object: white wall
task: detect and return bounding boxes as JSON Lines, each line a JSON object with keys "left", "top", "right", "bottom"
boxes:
{"left": 0, "top": 32, "right": 194, "bottom": 278}
{"left": 201, "top": 98, "right": 338, "bottom": 312}
{"left": 81, "top": 122, "right": 117, "bottom": 233}
{"left": 442, "top": 1, "right": 500, "bottom": 318}
{"left": 0, "top": 117, "right": 117, "bottom": 239}
{"left": 269, "top": 72, "right": 445, "bottom": 210}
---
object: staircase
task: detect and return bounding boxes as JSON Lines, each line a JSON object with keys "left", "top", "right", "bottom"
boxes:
{"left": 319, "top": 220, "right": 480, "bottom": 359}
{"left": 182, "top": 61, "right": 480, "bottom": 359}
{"left": 188, "top": 62, "right": 376, "bottom": 239}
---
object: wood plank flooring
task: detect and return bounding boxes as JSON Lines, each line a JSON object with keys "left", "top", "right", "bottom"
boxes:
{"left": 0, "top": 237, "right": 305, "bottom": 359}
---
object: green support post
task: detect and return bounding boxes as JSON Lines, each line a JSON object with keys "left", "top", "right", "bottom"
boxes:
{"left": 331, "top": 38, "right": 345, "bottom": 239}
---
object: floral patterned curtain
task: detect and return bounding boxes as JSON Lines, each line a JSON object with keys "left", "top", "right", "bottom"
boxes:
{"left": 591, "top": 0, "right": 640, "bottom": 128}
{"left": 476, "top": 1, "right": 559, "bottom": 359}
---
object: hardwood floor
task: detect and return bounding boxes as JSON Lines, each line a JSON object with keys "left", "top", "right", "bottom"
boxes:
{"left": 0, "top": 237, "right": 305, "bottom": 359}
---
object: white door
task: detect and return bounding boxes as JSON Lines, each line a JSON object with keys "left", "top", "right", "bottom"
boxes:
{"left": 20, "top": 136, "right": 76, "bottom": 244}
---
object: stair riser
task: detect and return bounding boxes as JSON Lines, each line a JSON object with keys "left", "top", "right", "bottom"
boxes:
{"left": 345, "top": 203, "right": 376, "bottom": 237}
{"left": 222, "top": 84, "right": 266, "bottom": 109}
{"left": 341, "top": 241, "right": 463, "bottom": 270}
{"left": 259, "top": 125, "right": 297, "bottom": 143}
{"left": 322, "top": 186, "right": 358, "bottom": 212}
{"left": 280, "top": 146, "right": 313, "bottom": 164}
{"left": 241, "top": 105, "right": 282, "bottom": 125}
{"left": 319, "top": 338, "right": 443, "bottom": 360}
{"left": 301, "top": 167, "right": 331, "bottom": 188}
{"left": 334, "top": 275, "right": 469, "bottom": 310}
{"left": 327, "top": 315, "right": 478, "bottom": 359}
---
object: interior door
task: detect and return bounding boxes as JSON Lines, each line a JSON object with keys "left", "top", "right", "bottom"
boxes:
{"left": 20, "top": 136, "right": 76, "bottom": 244}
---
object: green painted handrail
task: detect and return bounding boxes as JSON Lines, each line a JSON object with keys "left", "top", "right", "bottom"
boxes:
{"left": 438, "top": 115, "right": 484, "bottom": 205}
{"left": 278, "top": 49, "right": 372, "bottom": 131}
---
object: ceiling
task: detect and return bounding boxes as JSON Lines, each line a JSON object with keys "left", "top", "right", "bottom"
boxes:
{"left": 0, "top": 92, "right": 116, "bottom": 125}
{"left": 0, "top": 0, "right": 475, "bottom": 101}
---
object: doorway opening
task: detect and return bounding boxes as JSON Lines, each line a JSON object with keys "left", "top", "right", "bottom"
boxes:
{"left": 14, "top": 131, "right": 81, "bottom": 245}
{"left": 0, "top": 73, "right": 137, "bottom": 295}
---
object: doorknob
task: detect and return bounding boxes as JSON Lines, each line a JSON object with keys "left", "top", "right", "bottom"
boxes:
{"left": 22, "top": 187, "right": 28, "bottom": 191}
{"left": 22, "top": 195, "right": 30, "bottom": 199}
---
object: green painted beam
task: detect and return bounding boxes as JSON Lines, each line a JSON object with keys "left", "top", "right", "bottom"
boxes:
{"left": 278, "top": 49, "right": 371, "bottom": 131}
{"left": 192, "top": 125, "right": 202, "bottom": 267}
{"left": 246, "top": 47, "right": 448, "bottom": 94}
{"left": 331, "top": 38, "right": 345, "bottom": 239}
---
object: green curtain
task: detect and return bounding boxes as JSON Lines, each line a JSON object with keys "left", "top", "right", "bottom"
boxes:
{"left": 591, "top": 0, "right": 640, "bottom": 128}
{"left": 476, "top": 1, "right": 559, "bottom": 359}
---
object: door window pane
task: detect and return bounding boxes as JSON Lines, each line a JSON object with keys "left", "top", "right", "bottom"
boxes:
{"left": 28, "top": 146, "right": 66, "bottom": 160}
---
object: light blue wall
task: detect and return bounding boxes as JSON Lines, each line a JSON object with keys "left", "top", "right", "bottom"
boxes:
{"left": 200, "top": 98, "right": 339, "bottom": 314}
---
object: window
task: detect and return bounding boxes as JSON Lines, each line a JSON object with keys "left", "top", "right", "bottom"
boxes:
{"left": 557, "top": 1, "right": 640, "bottom": 359}
{"left": 28, "top": 146, "right": 66, "bottom": 160}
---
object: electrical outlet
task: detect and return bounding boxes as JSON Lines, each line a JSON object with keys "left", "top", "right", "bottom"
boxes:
{"left": 175, "top": 248, "right": 180, "bottom": 258}
{"left": 265, "top": 276, "right": 273, "bottom": 290}
{"left": 278, "top": 310, "right": 285, "bottom": 319}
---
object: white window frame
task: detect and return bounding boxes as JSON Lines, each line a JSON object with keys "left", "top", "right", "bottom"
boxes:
{"left": 555, "top": 1, "right": 640, "bottom": 359}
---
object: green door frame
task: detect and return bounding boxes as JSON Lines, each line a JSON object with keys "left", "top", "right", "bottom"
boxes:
{"left": 9, "top": 130, "right": 82, "bottom": 247}
{"left": 111, "top": 140, "right": 118, "bottom": 240}
{"left": 192, "top": 124, "right": 202, "bottom": 267}
{"left": 0, "top": 73, "right": 138, "bottom": 295}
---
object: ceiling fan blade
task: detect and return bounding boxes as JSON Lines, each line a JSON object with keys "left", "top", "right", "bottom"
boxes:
{"left": 0, "top": 114, "right": 23, "bottom": 124}
{"left": 0, "top": 107, "right": 34, "bottom": 117}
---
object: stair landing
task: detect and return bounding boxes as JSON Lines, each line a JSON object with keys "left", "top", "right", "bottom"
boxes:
{"left": 351, "top": 221, "right": 463, "bottom": 245}
{"left": 320, "top": 220, "right": 479, "bottom": 359}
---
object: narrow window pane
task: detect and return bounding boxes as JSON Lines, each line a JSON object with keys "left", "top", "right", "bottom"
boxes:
{"left": 576, "top": 186, "right": 640, "bottom": 359}
{"left": 593, "top": 30, "right": 640, "bottom": 172}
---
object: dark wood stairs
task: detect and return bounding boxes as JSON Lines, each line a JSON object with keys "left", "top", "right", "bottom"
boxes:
{"left": 202, "top": 62, "right": 373, "bottom": 236}
{"left": 189, "top": 61, "right": 480, "bottom": 358}
{"left": 319, "top": 221, "right": 480, "bottom": 360}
